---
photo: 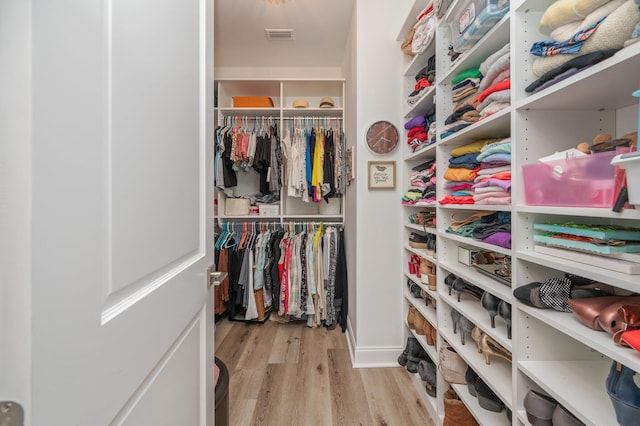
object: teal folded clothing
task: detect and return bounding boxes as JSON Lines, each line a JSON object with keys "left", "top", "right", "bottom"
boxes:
{"left": 479, "top": 152, "right": 511, "bottom": 164}
{"left": 477, "top": 142, "right": 511, "bottom": 161}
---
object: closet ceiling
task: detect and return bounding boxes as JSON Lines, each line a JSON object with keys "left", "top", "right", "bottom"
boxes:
{"left": 214, "top": 0, "right": 355, "bottom": 69}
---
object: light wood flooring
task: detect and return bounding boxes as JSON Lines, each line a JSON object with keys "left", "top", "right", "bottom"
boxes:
{"left": 215, "top": 317, "right": 436, "bottom": 426}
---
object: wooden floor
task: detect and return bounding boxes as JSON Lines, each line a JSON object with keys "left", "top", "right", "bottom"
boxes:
{"left": 215, "top": 317, "right": 436, "bottom": 426}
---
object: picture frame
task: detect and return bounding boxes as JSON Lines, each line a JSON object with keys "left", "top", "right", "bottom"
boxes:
{"left": 368, "top": 161, "right": 396, "bottom": 190}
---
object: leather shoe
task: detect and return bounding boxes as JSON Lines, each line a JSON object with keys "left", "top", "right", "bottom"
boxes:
{"left": 524, "top": 389, "right": 556, "bottom": 426}
{"left": 567, "top": 296, "right": 640, "bottom": 331}
{"left": 552, "top": 404, "right": 585, "bottom": 426}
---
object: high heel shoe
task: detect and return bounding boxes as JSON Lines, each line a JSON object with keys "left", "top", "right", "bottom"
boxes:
{"left": 497, "top": 300, "right": 512, "bottom": 339}
{"left": 481, "top": 291, "right": 501, "bottom": 328}
{"left": 451, "top": 308, "right": 475, "bottom": 345}
{"left": 445, "top": 273, "right": 457, "bottom": 296}
{"left": 479, "top": 334, "right": 512, "bottom": 365}
{"left": 472, "top": 326, "right": 485, "bottom": 354}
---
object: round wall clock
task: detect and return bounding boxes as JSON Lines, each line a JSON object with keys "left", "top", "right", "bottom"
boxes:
{"left": 366, "top": 120, "right": 399, "bottom": 154}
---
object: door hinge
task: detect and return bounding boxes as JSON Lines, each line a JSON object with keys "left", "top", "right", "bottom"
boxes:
{"left": 0, "top": 401, "right": 23, "bottom": 426}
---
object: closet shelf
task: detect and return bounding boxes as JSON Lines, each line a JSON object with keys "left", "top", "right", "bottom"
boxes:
{"left": 404, "top": 44, "right": 437, "bottom": 77}
{"left": 281, "top": 107, "right": 343, "bottom": 117}
{"left": 438, "top": 204, "right": 512, "bottom": 212}
{"left": 404, "top": 143, "right": 436, "bottom": 161}
{"left": 410, "top": 371, "right": 439, "bottom": 423}
{"left": 436, "top": 15, "right": 510, "bottom": 86}
{"left": 405, "top": 287, "right": 438, "bottom": 327}
{"left": 517, "top": 249, "right": 639, "bottom": 292}
{"left": 451, "top": 383, "right": 511, "bottom": 426}
{"left": 405, "top": 244, "right": 438, "bottom": 262}
{"left": 405, "top": 86, "right": 436, "bottom": 118}
{"left": 439, "top": 291, "right": 512, "bottom": 350}
{"left": 439, "top": 232, "right": 513, "bottom": 257}
{"left": 405, "top": 223, "right": 438, "bottom": 235}
{"left": 440, "top": 327, "right": 512, "bottom": 404}
{"left": 515, "top": 36, "right": 640, "bottom": 112}
{"left": 516, "top": 205, "right": 640, "bottom": 221}
{"left": 518, "top": 360, "right": 614, "bottom": 426}
{"left": 439, "top": 259, "right": 512, "bottom": 302}
{"left": 517, "top": 304, "right": 640, "bottom": 374}
{"left": 217, "top": 107, "right": 280, "bottom": 116}
{"left": 436, "top": 108, "right": 510, "bottom": 147}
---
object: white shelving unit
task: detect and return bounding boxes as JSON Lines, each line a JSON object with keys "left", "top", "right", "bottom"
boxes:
{"left": 398, "top": 0, "right": 640, "bottom": 425}
{"left": 215, "top": 79, "right": 346, "bottom": 223}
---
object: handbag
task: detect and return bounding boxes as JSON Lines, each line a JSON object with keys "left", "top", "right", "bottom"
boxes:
{"left": 438, "top": 343, "right": 467, "bottom": 384}
{"left": 400, "top": 28, "right": 416, "bottom": 56}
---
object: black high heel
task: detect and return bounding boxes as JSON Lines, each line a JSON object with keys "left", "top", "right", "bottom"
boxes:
{"left": 481, "top": 291, "right": 501, "bottom": 328}
{"left": 445, "top": 273, "right": 457, "bottom": 296}
{"left": 498, "top": 300, "right": 512, "bottom": 339}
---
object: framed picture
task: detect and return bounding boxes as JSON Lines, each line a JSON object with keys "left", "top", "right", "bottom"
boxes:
{"left": 368, "top": 161, "right": 396, "bottom": 190}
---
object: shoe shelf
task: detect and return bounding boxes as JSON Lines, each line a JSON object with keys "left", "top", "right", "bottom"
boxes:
{"left": 440, "top": 327, "right": 512, "bottom": 409}
{"left": 518, "top": 360, "right": 614, "bottom": 426}
{"left": 439, "top": 290, "right": 511, "bottom": 351}
{"left": 409, "top": 371, "right": 440, "bottom": 424}
{"left": 439, "top": 259, "right": 512, "bottom": 303}
{"left": 404, "top": 269, "right": 438, "bottom": 298}
{"left": 405, "top": 244, "right": 438, "bottom": 263}
{"left": 451, "top": 383, "right": 511, "bottom": 426}
{"left": 517, "top": 250, "right": 639, "bottom": 294}
{"left": 405, "top": 286, "right": 438, "bottom": 331}
{"left": 406, "top": 223, "right": 438, "bottom": 235}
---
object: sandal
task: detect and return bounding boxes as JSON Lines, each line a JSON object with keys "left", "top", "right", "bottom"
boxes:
{"left": 479, "top": 334, "right": 512, "bottom": 365}
{"left": 449, "top": 210, "right": 496, "bottom": 232}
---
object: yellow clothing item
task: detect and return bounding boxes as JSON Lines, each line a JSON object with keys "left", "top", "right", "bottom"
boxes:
{"left": 450, "top": 138, "right": 502, "bottom": 158}
{"left": 444, "top": 167, "right": 477, "bottom": 182}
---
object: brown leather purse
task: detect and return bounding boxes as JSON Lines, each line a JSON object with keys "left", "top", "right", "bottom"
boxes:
{"left": 609, "top": 305, "right": 640, "bottom": 345}
{"left": 567, "top": 296, "right": 640, "bottom": 331}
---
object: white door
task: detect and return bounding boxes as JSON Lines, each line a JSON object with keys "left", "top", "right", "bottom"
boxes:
{"left": 1, "top": 0, "right": 215, "bottom": 425}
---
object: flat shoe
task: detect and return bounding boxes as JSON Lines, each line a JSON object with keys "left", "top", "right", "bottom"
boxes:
{"left": 524, "top": 389, "right": 557, "bottom": 426}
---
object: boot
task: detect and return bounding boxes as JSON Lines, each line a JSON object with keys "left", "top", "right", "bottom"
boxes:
{"left": 444, "top": 388, "right": 479, "bottom": 426}
{"left": 414, "top": 311, "right": 427, "bottom": 335}
{"left": 407, "top": 305, "right": 417, "bottom": 329}
{"left": 406, "top": 344, "right": 428, "bottom": 373}
{"left": 398, "top": 337, "right": 420, "bottom": 367}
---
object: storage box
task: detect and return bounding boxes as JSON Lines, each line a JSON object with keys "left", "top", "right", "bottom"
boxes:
{"left": 232, "top": 96, "right": 274, "bottom": 108}
{"left": 611, "top": 151, "right": 640, "bottom": 207}
{"left": 257, "top": 203, "right": 279, "bottom": 216}
{"left": 458, "top": 245, "right": 481, "bottom": 266}
{"left": 449, "top": 0, "right": 509, "bottom": 52}
{"left": 225, "top": 198, "right": 250, "bottom": 216}
{"left": 522, "top": 151, "right": 618, "bottom": 208}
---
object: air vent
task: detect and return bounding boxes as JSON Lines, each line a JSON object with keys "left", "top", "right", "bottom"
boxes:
{"left": 265, "top": 29, "right": 294, "bottom": 41}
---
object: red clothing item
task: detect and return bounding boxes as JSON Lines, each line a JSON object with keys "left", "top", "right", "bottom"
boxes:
{"left": 439, "top": 195, "right": 475, "bottom": 204}
{"left": 477, "top": 79, "right": 511, "bottom": 103}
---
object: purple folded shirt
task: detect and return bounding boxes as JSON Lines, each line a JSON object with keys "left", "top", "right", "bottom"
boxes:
{"left": 472, "top": 178, "right": 511, "bottom": 192}
{"left": 404, "top": 115, "right": 426, "bottom": 130}
{"left": 482, "top": 232, "right": 511, "bottom": 249}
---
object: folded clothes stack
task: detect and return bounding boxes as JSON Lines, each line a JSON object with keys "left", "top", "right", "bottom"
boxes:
{"left": 526, "top": 0, "right": 640, "bottom": 94}
{"left": 407, "top": 55, "right": 436, "bottom": 105}
{"left": 402, "top": 160, "right": 437, "bottom": 205}
{"left": 404, "top": 106, "right": 436, "bottom": 152}
{"left": 440, "top": 138, "right": 503, "bottom": 205}
{"left": 440, "top": 67, "right": 482, "bottom": 139}
{"left": 476, "top": 43, "right": 510, "bottom": 118}
{"left": 445, "top": 210, "right": 512, "bottom": 249}
{"left": 472, "top": 138, "right": 511, "bottom": 205}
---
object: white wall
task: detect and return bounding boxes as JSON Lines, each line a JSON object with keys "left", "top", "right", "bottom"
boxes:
{"left": 0, "top": 0, "right": 32, "bottom": 414}
{"left": 350, "top": 0, "right": 409, "bottom": 366}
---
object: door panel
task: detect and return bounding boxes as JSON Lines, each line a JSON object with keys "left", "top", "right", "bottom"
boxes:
{"left": 30, "top": 0, "right": 214, "bottom": 424}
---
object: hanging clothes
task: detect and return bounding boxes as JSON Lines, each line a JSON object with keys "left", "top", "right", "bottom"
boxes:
{"left": 214, "top": 222, "right": 347, "bottom": 331}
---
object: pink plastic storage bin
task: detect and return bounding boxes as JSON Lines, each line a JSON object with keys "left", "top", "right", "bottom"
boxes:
{"left": 522, "top": 151, "right": 617, "bottom": 207}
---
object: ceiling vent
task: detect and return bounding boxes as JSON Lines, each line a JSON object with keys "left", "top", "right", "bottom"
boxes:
{"left": 265, "top": 29, "right": 294, "bottom": 41}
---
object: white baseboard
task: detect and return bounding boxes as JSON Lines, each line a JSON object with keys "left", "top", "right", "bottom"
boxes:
{"left": 345, "top": 317, "right": 404, "bottom": 368}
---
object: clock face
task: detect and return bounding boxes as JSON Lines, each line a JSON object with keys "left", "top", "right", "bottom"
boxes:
{"left": 366, "top": 120, "right": 399, "bottom": 154}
